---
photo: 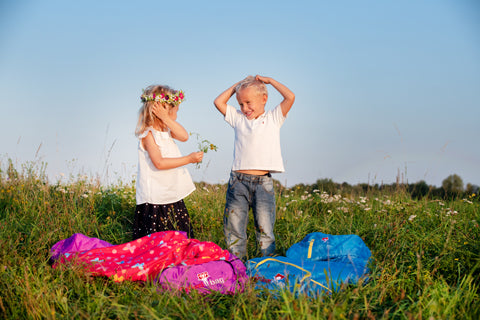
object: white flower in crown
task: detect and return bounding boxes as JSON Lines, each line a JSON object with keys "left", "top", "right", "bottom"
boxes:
{"left": 140, "top": 90, "right": 185, "bottom": 106}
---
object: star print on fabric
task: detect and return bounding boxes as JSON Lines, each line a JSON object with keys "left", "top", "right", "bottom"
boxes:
{"left": 123, "top": 243, "right": 136, "bottom": 254}
{"left": 132, "top": 263, "right": 145, "bottom": 270}
{"left": 137, "top": 268, "right": 150, "bottom": 277}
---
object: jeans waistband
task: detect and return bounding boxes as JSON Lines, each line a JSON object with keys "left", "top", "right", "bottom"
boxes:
{"left": 231, "top": 171, "right": 271, "bottom": 183}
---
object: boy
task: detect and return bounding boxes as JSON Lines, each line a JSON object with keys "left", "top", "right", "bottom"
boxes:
{"left": 213, "top": 75, "right": 295, "bottom": 261}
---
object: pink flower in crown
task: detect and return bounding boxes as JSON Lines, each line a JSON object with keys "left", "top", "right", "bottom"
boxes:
{"left": 159, "top": 94, "right": 165, "bottom": 100}
{"left": 173, "top": 96, "right": 179, "bottom": 101}
{"left": 179, "top": 92, "right": 184, "bottom": 100}
{"left": 152, "top": 93, "right": 156, "bottom": 100}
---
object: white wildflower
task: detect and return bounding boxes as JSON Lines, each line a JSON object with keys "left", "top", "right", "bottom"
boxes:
{"left": 57, "top": 187, "right": 67, "bottom": 194}
{"left": 446, "top": 209, "right": 458, "bottom": 216}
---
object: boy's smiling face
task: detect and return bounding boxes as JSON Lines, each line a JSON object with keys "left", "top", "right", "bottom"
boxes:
{"left": 236, "top": 86, "right": 268, "bottom": 120}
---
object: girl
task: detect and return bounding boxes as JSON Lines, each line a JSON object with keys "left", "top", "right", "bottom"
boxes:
{"left": 133, "top": 85, "right": 203, "bottom": 240}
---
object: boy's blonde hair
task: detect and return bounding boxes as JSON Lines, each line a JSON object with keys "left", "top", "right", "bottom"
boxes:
{"left": 235, "top": 76, "right": 268, "bottom": 96}
{"left": 135, "top": 85, "right": 178, "bottom": 137}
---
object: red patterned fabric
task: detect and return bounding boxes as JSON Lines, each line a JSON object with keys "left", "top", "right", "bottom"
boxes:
{"left": 54, "top": 231, "right": 230, "bottom": 282}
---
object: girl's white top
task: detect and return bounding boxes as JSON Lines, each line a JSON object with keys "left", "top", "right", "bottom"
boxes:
{"left": 136, "top": 127, "right": 195, "bottom": 205}
{"left": 225, "top": 104, "right": 286, "bottom": 173}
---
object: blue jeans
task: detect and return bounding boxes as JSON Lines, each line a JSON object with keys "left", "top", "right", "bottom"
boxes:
{"left": 223, "top": 171, "right": 276, "bottom": 260}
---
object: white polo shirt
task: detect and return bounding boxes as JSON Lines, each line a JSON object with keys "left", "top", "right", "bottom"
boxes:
{"left": 136, "top": 127, "right": 195, "bottom": 205}
{"left": 225, "top": 104, "right": 286, "bottom": 173}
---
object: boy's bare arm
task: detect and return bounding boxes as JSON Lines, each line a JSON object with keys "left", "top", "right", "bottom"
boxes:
{"left": 213, "top": 82, "right": 239, "bottom": 116}
{"left": 256, "top": 75, "right": 295, "bottom": 117}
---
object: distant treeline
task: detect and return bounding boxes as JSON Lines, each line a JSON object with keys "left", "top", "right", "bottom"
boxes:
{"left": 288, "top": 174, "right": 479, "bottom": 200}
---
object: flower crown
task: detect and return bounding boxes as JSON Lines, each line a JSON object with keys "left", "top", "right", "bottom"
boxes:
{"left": 140, "top": 90, "right": 185, "bottom": 106}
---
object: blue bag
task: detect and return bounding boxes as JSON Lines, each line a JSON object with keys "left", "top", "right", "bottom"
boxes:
{"left": 247, "top": 232, "right": 372, "bottom": 296}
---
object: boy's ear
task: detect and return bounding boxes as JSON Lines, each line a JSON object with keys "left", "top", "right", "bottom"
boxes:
{"left": 262, "top": 94, "right": 268, "bottom": 104}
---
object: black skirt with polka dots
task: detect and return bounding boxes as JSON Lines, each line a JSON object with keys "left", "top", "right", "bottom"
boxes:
{"left": 132, "top": 200, "right": 194, "bottom": 240}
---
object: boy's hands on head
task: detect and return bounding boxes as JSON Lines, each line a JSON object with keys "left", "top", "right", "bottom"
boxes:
{"left": 255, "top": 75, "right": 271, "bottom": 84}
{"left": 255, "top": 75, "right": 295, "bottom": 117}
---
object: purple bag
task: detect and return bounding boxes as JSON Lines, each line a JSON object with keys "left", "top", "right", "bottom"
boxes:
{"left": 156, "top": 253, "right": 248, "bottom": 294}
{"left": 50, "top": 233, "right": 112, "bottom": 261}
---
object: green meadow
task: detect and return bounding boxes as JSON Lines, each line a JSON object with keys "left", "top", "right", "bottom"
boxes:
{"left": 1, "top": 160, "right": 479, "bottom": 319}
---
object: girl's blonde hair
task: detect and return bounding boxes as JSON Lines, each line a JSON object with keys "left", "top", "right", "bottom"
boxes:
{"left": 135, "top": 85, "right": 178, "bottom": 137}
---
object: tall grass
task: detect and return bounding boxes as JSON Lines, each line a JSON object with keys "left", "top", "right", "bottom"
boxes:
{"left": 1, "top": 159, "right": 479, "bottom": 319}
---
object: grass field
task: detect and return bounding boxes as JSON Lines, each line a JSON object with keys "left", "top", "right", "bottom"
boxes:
{"left": 1, "top": 160, "right": 479, "bottom": 319}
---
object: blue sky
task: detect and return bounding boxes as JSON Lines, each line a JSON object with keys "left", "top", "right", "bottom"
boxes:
{"left": 1, "top": 0, "right": 479, "bottom": 188}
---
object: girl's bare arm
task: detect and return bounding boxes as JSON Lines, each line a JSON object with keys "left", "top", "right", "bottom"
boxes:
{"left": 142, "top": 131, "right": 203, "bottom": 170}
